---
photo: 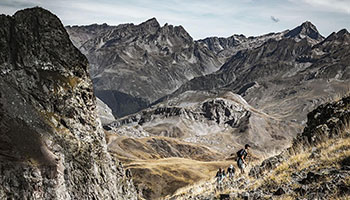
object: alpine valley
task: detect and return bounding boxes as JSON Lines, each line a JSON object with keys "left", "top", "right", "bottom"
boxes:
{"left": 0, "top": 6, "right": 349, "bottom": 200}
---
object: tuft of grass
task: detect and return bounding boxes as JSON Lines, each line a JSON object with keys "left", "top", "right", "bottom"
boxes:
{"left": 250, "top": 137, "right": 350, "bottom": 191}
{"left": 274, "top": 196, "right": 294, "bottom": 200}
{"left": 126, "top": 157, "right": 235, "bottom": 199}
{"left": 329, "top": 86, "right": 350, "bottom": 103}
{"left": 334, "top": 196, "right": 350, "bottom": 200}
{"left": 253, "top": 152, "right": 311, "bottom": 189}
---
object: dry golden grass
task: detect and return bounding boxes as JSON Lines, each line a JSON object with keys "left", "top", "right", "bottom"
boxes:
{"left": 124, "top": 157, "right": 237, "bottom": 199}
{"left": 247, "top": 115, "right": 350, "bottom": 192}
{"left": 334, "top": 196, "right": 350, "bottom": 200}
{"left": 317, "top": 139, "right": 350, "bottom": 168}
{"left": 106, "top": 134, "right": 223, "bottom": 162}
{"left": 249, "top": 136, "right": 350, "bottom": 192}
{"left": 345, "top": 176, "right": 350, "bottom": 186}
{"left": 331, "top": 87, "right": 350, "bottom": 102}
{"left": 248, "top": 152, "right": 312, "bottom": 190}
{"left": 273, "top": 196, "right": 294, "bottom": 200}
{"left": 106, "top": 132, "right": 241, "bottom": 199}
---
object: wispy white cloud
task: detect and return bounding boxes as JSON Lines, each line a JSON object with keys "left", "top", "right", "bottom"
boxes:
{"left": 301, "top": 0, "right": 350, "bottom": 14}
{"left": 0, "top": 0, "right": 40, "bottom": 8}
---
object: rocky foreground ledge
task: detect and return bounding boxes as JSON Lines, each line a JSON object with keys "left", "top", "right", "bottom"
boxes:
{"left": 0, "top": 7, "right": 137, "bottom": 199}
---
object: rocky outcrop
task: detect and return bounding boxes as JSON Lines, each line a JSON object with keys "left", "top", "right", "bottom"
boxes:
{"left": 284, "top": 21, "right": 324, "bottom": 43}
{"left": 106, "top": 91, "right": 298, "bottom": 154}
{"left": 108, "top": 92, "right": 250, "bottom": 129}
{"left": 66, "top": 20, "right": 222, "bottom": 117}
{"left": 290, "top": 95, "right": 350, "bottom": 153}
{"left": 198, "top": 21, "right": 324, "bottom": 64}
{"left": 0, "top": 7, "right": 137, "bottom": 199}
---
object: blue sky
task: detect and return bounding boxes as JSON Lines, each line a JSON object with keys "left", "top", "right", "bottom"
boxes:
{"left": 1, "top": 0, "right": 349, "bottom": 39}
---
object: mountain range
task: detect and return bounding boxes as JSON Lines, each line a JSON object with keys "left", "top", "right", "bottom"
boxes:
{"left": 66, "top": 19, "right": 222, "bottom": 117}
{"left": 0, "top": 6, "right": 349, "bottom": 200}
{"left": 66, "top": 17, "right": 350, "bottom": 199}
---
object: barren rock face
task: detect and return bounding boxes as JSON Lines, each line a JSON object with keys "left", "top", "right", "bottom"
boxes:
{"left": 174, "top": 23, "right": 350, "bottom": 125}
{"left": 66, "top": 20, "right": 223, "bottom": 117}
{"left": 198, "top": 32, "right": 286, "bottom": 63}
{"left": 96, "top": 97, "right": 116, "bottom": 125}
{"left": 0, "top": 7, "right": 137, "bottom": 199}
{"left": 107, "top": 91, "right": 299, "bottom": 155}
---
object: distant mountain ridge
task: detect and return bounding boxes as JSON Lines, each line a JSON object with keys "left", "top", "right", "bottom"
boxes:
{"left": 170, "top": 23, "right": 350, "bottom": 124}
{"left": 66, "top": 20, "right": 332, "bottom": 118}
{"left": 66, "top": 19, "right": 223, "bottom": 117}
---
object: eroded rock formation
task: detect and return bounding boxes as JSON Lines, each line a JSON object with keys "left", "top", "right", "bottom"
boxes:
{"left": 0, "top": 7, "right": 137, "bottom": 199}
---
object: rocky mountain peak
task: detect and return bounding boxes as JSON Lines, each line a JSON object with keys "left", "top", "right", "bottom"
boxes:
{"left": 137, "top": 17, "right": 160, "bottom": 33}
{"left": 160, "top": 23, "right": 193, "bottom": 43}
{"left": 197, "top": 31, "right": 286, "bottom": 63}
{"left": 285, "top": 21, "right": 324, "bottom": 43}
{"left": 67, "top": 18, "right": 222, "bottom": 117}
{"left": 232, "top": 34, "right": 247, "bottom": 40}
{"left": 336, "top": 28, "right": 350, "bottom": 41}
{"left": 317, "top": 28, "right": 350, "bottom": 49}
{"left": 337, "top": 28, "right": 349, "bottom": 36}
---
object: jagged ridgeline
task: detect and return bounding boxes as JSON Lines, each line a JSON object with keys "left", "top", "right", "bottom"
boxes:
{"left": 0, "top": 7, "right": 137, "bottom": 199}
{"left": 66, "top": 19, "right": 223, "bottom": 118}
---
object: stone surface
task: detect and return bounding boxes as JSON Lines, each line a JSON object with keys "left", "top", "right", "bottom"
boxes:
{"left": 106, "top": 91, "right": 299, "bottom": 155}
{"left": 96, "top": 97, "right": 116, "bottom": 125}
{"left": 198, "top": 32, "right": 286, "bottom": 63}
{"left": 66, "top": 20, "right": 223, "bottom": 117}
{"left": 171, "top": 23, "right": 350, "bottom": 125}
{"left": 0, "top": 7, "right": 137, "bottom": 199}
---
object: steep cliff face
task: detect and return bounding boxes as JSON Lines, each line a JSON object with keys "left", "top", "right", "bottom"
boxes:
{"left": 0, "top": 7, "right": 137, "bottom": 199}
{"left": 66, "top": 20, "right": 222, "bottom": 117}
